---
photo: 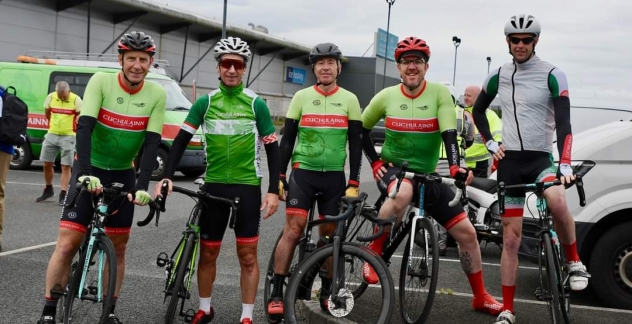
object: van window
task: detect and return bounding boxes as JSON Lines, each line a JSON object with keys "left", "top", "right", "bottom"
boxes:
{"left": 49, "top": 72, "right": 94, "bottom": 98}
{"left": 147, "top": 78, "right": 192, "bottom": 111}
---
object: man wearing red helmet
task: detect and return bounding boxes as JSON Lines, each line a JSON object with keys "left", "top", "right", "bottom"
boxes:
{"left": 361, "top": 36, "right": 503, "bottom": 315}
{"left": 37, "top": 31, "right": 166, "bottom": 324}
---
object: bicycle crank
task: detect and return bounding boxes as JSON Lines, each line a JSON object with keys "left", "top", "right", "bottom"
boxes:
{"left": 327, "top": 288, "right": 354, "bottom": 318}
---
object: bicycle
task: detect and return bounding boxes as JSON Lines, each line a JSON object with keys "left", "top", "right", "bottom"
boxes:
{"left": 352, "top": 161, "right": 465, "bottom": 324}
{"left": 51, "top": 178, "right": 158, "bottom": 324}
{"left": 139, "top": 179, "right": 240, "bottom": 324}
{"left": 281, "top": 192, "right": 396, "bottom": 324}
{"left": 498, "top": 175, "right": 586, "bottom": 324}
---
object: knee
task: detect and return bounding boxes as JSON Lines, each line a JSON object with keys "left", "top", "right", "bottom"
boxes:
{"left": 56, "top": 237, "right": 80, "bottom": 260}
{"left": 284, "top": 222, "right": 305, "bottom": 244}
{"left": 199, "top": 246, "right": 220, "bottom": 265}
{"left": 451, "top": 223, "right": 477, "bottom": 248}
{"left": 502, "top": 225, "right": 522, "bottom": 252}
{"left": 61, "top": 166, "right": 71, "bottom": 172}
{"left": 547, "top": 194, "right": 568, "bottom": 217}
{"left": 238, "top": 249, "right": 258, "bottom": 271}
{"left": 113, "top": 241, "right": 128, "bottom": 259}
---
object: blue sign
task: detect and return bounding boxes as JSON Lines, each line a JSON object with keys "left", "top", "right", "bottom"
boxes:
{"left": 375, "top": 28, "right": 399, "bottom": 61}
{"left": 285, "top": 66, "right": 306, "bottom": 85}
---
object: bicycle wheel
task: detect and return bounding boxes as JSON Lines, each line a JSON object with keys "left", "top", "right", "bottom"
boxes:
{"left": 284, "top": 242, "right": 395, "bottom": 324}
{"left": 551, "top": 237, "right": 571, "bottom": 323}
{"left": 63, "top": 236, "right": 117, "bottom": 324}
{"left": 56, "top": 248, "right": 82, "bottom": 323}
{"left": 400, "top": 217, "right": 439, "bottom": 324}
{"left": 543, "top": 232, "right": 564, "bottom": 323}
{"left": 165, "top": 232, "right": 196, "bottom": 324}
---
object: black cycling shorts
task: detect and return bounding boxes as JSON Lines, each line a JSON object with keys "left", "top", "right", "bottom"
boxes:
{"left": 286, "top": 168, "right": 346, "bottom": 219}
{"left": 497, "top": 150, "right": 557, "bottom": 217}
{"left": 199, "top": 183, "right": 262, "bottom": 247}
{"left": 377, "top": 166, "right": 467, "bottom": 230}
{"left": 60, "top": 161, "right": 136, "bottom": 235}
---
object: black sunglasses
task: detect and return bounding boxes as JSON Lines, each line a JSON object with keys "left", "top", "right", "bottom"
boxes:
{"left": 509, "top": 36, "right": 535, "bottom": 45}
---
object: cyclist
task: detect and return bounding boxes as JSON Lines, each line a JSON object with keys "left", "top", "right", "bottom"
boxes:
{"left": 361, "top": 36, "right": 503, "bottom": 316}
{"left": 155, "top": 36, "right": 280, "bottom": 324}
{"left": 266, "top": 42, "right": 363, "bottom": 319}
{"left": 462, "top": 85, "right": 502, "bottom": 177}
{"left": 37, "top": 31, "right": 166, "bottom": 324}
{"left": 471, "top": 14, "right": 591, "bottom": 324}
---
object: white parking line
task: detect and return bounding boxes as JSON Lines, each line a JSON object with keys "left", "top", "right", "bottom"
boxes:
{"left": 7, "top": 181, "right": 61, "bottom": 187}
{"left": 390, "top": 254, "right": 540, "bottom": 270}
{"left": 0, "top": 241, "right": 57, "bottom": 257}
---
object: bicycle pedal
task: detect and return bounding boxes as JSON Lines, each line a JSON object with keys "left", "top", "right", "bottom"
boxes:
{"left": 183, "top": 309, "right": 195, "bottom": 323}
{"left": 156, "top": 252, "right": 169, "bottom": 268}
{"left": 50, "top": 284, "right": 65, "bottom": 299}
{"left": 534, "top": 287, "right": 544, "bottom": 301}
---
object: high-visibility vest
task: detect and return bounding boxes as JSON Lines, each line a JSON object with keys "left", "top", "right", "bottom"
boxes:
{"left": 439, "top": 106, "right": 468, "bottom": 160}
{"left": 48, "top": 92, "right": 79, "bottom": 135}
{"left": 463, "top": 106, "right": 502, "bottom": 167}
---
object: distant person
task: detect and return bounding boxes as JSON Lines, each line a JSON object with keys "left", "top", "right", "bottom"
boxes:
{"left": 462, "top": 85, "right": 501, "bottom": 177}
{"left": 0, "top": 85, "right": 12, "bottom": 251}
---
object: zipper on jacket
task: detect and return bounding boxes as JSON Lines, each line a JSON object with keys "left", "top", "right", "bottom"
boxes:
{"left": 510, "top": 64, "right": 524, "bottom": 151}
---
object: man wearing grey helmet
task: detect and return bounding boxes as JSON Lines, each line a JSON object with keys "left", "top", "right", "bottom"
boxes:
{"left": 156, "top": 36, "right": 280, "bottom": 324}
{"left": 266, "top": 42, "right": 363, "bottom": 321}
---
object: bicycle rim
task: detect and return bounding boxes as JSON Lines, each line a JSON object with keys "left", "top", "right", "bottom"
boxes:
{"left": 64, "top": 236, "right": 117, "bottom": 324}
{"left": 283, "top": 242, "right": 394, "bottom": 324}
{"left": 399, "top": 217, "right": 439, "bottom": 324}
{"left": 544, "top": 233, "right": 564, "bottom": 323}
{"left": 164, "top": 232, "right": 196, "bottom": 324}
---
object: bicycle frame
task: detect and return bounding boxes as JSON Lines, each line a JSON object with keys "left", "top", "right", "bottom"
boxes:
{"left": 165, "top": 205, "right": 202, "bottom": 300}
{"left": 77, "top": 203, "right": 110, "bottom": 302}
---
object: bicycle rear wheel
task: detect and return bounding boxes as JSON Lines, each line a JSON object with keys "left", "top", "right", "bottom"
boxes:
{"left": 543, "top": 232, "right": 565, "bottom": 323}
{"left": 164, "top": 232, "right": 196, "bottom": 324}
{"left": 63, "top": 235, "right": 117, "bottom": 324}
{"left": 283, "top": 242, "right": 394, "bottom": 324}
{"left": 400, "top": 217, "right": 439, "bottom": 324}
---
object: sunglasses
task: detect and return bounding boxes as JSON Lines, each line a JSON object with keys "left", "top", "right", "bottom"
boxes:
{"left": 219, "top": 59, "right": 245, "bottom": 70}
{"left": 509, "top": 36, "right": 535, "bottom": 45}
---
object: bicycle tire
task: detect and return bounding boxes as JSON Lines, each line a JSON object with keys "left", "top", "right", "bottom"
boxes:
{"left": 263, "top": 231, "right": 300, "bottom": 323}
{"left": 543, "top": 232, "right": 564, "bottom": 323}
{"left": 56, "top": 249, "right": 81, "bottom": 323}
{"left": 400, "top": 217, "right": 439, "bottom": 324}
{"left": 283, "top": 242, "right": 395, "bottom": 324}
{"left": 64, "top": 236, "right": 117, "bottom": 324}
{"left": 165, "top": 232, "right": 196, "bottom": 324}
{"left": 552, "top": 239, "right": 571, "bottom": 323}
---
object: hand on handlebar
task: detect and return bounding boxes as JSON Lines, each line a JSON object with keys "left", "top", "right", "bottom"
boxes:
{"left": 78, "top": 175, "right": 103, "bottom": 195}
{"left": 558, "top": 163, "right": 576, "bottom": 185}
{"left": 449, "top": 165, "right": 473, "bottom": 186}
{"left": 153, "top": 179, "right": 173, "bottom": 199}
{"left": 128, "top": 189, "right": 151, "bottom": 206}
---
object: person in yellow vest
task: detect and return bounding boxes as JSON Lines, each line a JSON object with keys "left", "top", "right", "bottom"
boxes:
{"left": 463, "top": 85, "right": 502, "bottom": 177}
{"left": 36, "top": 81, "right": 82, "bottom": 205}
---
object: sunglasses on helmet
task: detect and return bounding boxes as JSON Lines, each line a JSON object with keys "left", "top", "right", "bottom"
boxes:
{"left": 219, "top": 59, "right": 245, "bottom": 70}
{"left": 509, "top": 36, "right": 535, "bottom": 45}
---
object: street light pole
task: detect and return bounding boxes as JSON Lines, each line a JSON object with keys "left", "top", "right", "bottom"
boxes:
{"left": 487, "top": 56, "right": 492, "bottom": 74}
{"left": 452, "top": 36, "right": 461, "bottom": 85}
{"left": 222, "top": 0, "right": 227, "bottom": 39}
{"left": 382, "top": 0, "right": 396, "bottom": 89}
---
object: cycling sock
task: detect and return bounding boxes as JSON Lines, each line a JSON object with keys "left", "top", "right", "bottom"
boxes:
{"left": 271, "top": 274, "right": 286, "bottom": 298}
{"left": 240, "top": 303, "right": 254, "bottom": 321}
{"left": 368, "top": 229, "right": 389, "bottom": 255}
{"left": 199, "top": 297, "right": 212, "bottom": 314}
{"left": 501, "top": 285, "right": 516, "bottom": 313}
{"left": 110, "top": 297, "right": 117, "bottom": 313}
{"left": 46, "top": 184, "right": 53, "bottom": 189}
{"left": 466, "top": 270, "right": 486, "bottom": 296}
{"left": 562, "top": 241, "right": 580, "bottom": 263}
{"left": 42, "top": 297, "right": 58, "bottom": 317}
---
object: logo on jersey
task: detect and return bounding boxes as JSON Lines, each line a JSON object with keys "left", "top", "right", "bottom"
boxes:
{"left": 117, "top": 97, "right": 124, "bottom": 104}
{"left": 385, "top": 117, "right": 439, "bottom": 133}
{"left": 98, "top": 108, "right": 150, "bottom": 131}
{"left": 313, "top": 100, "right": 321, "bottom": 106}
{"left": 290, "top": 199, "right": 298, "bottom": 205}
{"left": 400, "top": 104, "right": 408, "bottom": 110}
{"left": 300, "top": 114, "right": 348, "bottom": 128}
{"left": 133, "top": 103, "right": 147, "bottom": 108}
{"left": 329, "top": 102, "right": 342, "bottom": 107}
{"left": 217, "top": 101, "right": 224, "bottom": 108}
{"left": 416, "top": 105, "right": 429, "bottom": 110}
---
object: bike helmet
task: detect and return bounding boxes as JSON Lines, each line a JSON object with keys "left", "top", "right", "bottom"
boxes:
{"left": 439, "top": 81, "right": 458, "bottom": 104}
{"left": 309, "top": 43, "right": 343, "bottom": 64}
{"left": 504, "top": 14, "right": 541, "bottom": 36}
{"left": 213, "top": 37, "right": 252, "bottom": 62}
{"left": 117, "top": 31, "right": 156, "bottom": 56}
{"left": 394, "top": 37, "right": 431, "bottom": 63}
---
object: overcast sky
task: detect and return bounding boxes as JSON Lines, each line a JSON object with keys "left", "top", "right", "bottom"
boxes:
{"left": 164, "top": 0, "right": 631, "bottom": 106}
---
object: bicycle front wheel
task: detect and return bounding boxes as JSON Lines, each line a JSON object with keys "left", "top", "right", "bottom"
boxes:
{"left": 400, "top": 217, "right": 439, "bottom": 324}
{"left": 284, "top": 242, "right": 394, "bottom": 324}
{"left": 165, "top": 232, "right": 196, "bottom": 324}
{"left": 63, "top": 235, "right": 117, "bottom": 324}
{"left": 543, "top": 232, "right": 565, "bottom": 323}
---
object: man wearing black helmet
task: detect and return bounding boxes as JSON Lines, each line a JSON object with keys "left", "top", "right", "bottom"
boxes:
{"left": 266, "top": 42, "right": 363, "bottom": 319}
{"left": 37, "top": 31, "right": 166, "bottom": 324}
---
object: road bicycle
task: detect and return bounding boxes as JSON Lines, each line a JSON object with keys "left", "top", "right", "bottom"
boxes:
{"left": 498, "top": 175, "right": 586, "bottom": 324}
{"left": 51, "top": 179, "right": 158, "bottom": 324}
{"left": 139, "top": 179, "right": 240, "bottom": 324}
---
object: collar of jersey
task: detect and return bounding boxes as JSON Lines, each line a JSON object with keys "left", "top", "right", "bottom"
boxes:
{"left": 313, "top": 85, "right": 340, "bottom": 96}
{"left": 399, "top": 80, "right": 427, "bottom": 99}
{"left": 514, "top": 54, "right": 540, "bottom": 69}
{"left": 220, "top": 81, "right": 244, "bottom": 96}
{"left": 117, "top": 72, "right": 144, "bottom": 95}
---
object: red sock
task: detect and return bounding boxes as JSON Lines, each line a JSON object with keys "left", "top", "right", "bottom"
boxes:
{"left": 467, "top": 271, "right": 486, "bottom": 297}
{"left": 368, "top": 227, "right": 389, "bottom": 255}
{"left": 502, "top": 285, "right": 516, "bottom": 313}
{"left": 563, "top": 241, "right": 580, "bottom": 262}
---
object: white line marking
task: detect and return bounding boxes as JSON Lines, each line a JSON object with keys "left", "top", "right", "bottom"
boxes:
{"left": 0, "top": 241, "right": 57, "bottom": 257}
{"left": 10, "top": 170, "right": 47, "bottom": 175}
{"left": 390, "top": 254, "right": 540, "bottom": 270}
{"left": 7, "top": 181, "right": 61, "bottom": 187}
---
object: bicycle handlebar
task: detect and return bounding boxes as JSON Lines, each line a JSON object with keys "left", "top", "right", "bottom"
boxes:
{"left": 498, "top": 174, "right": 586, "bottom": 215}
{"left": 322, "top": 192, "right": 368, "bottom": 223}
{"left": 356, "top": 210, "right": 396, "bottom": 242}
{"left": 389, "top": 161, "right": 465, "bottom": 207}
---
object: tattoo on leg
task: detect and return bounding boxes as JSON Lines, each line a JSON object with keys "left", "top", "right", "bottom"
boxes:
{"left": 459, "top": 251, "right": 473, "bottom": 274}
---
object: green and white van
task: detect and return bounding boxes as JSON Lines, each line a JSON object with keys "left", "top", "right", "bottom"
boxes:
{"left": 0, "top": 58, "right": 206, "bottom": 179}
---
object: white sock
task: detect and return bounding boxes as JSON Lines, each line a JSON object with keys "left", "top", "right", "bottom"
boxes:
{"left": 241, "top": 303, "right": 254, "bottom": 321}
{"left": 199, "top": 297, "right": 212, "bottom": 314}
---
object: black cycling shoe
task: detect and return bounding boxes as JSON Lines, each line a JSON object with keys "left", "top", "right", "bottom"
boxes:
{"left": 107, "top": 314, "right": 123, "bottom": 324}
{"left": 36, "top": 315, "right": 56, "bottom": 324}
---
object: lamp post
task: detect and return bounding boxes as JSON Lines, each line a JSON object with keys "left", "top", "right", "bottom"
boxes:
{"left": 382, "top": 0, "right": 396, "bottom": 89}
{"left": 452, "top": 36, "right": 461, "bottom": 85}
{"left": 487, "top": 56, "right": 492, "bottom": 74}
{"left": 222, "top": 0, "right": 227, "bottom": 38}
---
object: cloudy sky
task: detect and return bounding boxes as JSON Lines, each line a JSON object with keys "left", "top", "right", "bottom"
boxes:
{"left": 164, "top": 0, "right": 630, "bottom": 106}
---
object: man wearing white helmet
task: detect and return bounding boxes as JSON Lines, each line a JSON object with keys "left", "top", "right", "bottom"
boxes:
{"left": 156, "top": 36, "right": 280, "bottom": 324}
{"left": 472, "top": 14, "right": 591, "bottom": 324}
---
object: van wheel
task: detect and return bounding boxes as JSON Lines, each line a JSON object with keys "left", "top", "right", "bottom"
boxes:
{"left": 181, "top": 169, "right": 205, "bottom": 178}
{"left": 10, "top": 144, "right": 33, "bottom": 170}
{"left": 150, "top": 148, "right": 168, "bottom": 181}
{"left": 589, "top": 222, "right": 632, "bottom": 310}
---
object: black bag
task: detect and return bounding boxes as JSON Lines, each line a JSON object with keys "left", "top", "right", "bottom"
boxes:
{"left": 0, "top": 86, "right": 28, "bottom": 145}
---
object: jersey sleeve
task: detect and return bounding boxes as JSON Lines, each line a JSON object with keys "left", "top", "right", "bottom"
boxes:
{"left": 146, "top": 87, "right": 166, "bottom": 134}
{"left": 437, "top": 85, "right": 457, "bottom": 132}
{"left": 254, "top": 96, "right": 276, "bottom": 137}
{"left": 43, "top": 93, "right": 52, "bottom": 109}
{"left": 347, "top": 93, "right": 362, "bottom": 121}
{"left": 80, "top": 72, "right": 107, "bottom": 118}
{"left": 482, "top": 67, "right": 501, "bottom": 97}
{"left": 286, "top": 90, "right": 303, "bottom": 120}
{"left": 464, "top": 111, "right": 475, "bottom": 142}
{"left": 74, "top": 96, "right": 83, "bottom": 113}
{"left": 182, "top": 95, "right": 210, "bottom": 134}
{"left": 486, "top": 109, "right": 503, "bottom": 141}
{"left": 548, "top": 68, "right": 570, "bottom": 98}
{"left": 361, "top": 89, "right": 387, "bottom": 129}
